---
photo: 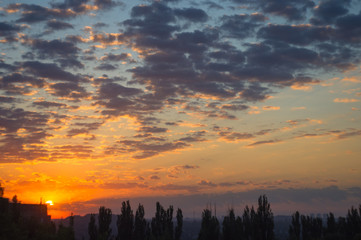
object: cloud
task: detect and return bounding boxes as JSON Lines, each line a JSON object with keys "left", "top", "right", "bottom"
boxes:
{"left": 108, "top": 140, "right": 190, "bottom": 159}
{"left": 221, "top": 13, "right": 266, "bottom": 39}
{"left": 21, "top": 61, "right": 86, "bottom": 82}
{"left": 0, "top": 73, "right": 45, "bottom": 95}
{"left": 100, "top": 182, "right": 148, "bottom": 190}
{"left": 46, "top": 19, "right": 74, "bottom": 31}
{"left": 49, "top": 82, "right": 89, "bottom": 101}
{"left": 218, "top": 131, "right": 254, "bottom": 142}
{"left": 334, "top": 98, "right": 360, "bottom": 103}
{"left": 0, "top": 21, "right": 24, "bottom": 42}
{"left": 97, "top": 82, "right": 142, "bottom": 99}
{"left": 5, "top": 3, "right": 77, "bottom": 23}
{"left": 0, "top": 0, "right": 360, "bottom": 172}
{"left": 95, "top": 63, "right": 117, "bottom": 71}
{"left": 100, "top": 53, "right": 132, "bottom": 62}
{"left": 150, "top": 175, "right": 160, "bottom": 180}
{"left": 263, "top": 106, "right": 280, "bottom": 111}
{"left": 67, "top": 121, "right": 103, "bottom": 137}
{"left": 178, "top": 130, "right": 208, "bottom": 143}
{"left": 220, "top": 103, "right": 249, "bottom": 111}
{"left": 28, "top": 38, "right": 80, "bottom": 60}
{"left": 33, "top": 100, "right": 68, "bottom": 109}
{"left": 246, "top": 139, "right": 282, "bottom": 148}
{"left": 167, "top": 164, "right": 200, "bottom": 178}
{"left": 254, "top": 0, "right": 315, "bottom": 21}
{"left": 138, "top": 126, "right": 168, "bottom": 133}
{"left": 50, "top": 145, "right": 94, "bottom": 161}
{"left": 0, "top": 107, "right": 51, "bottom": 162}
{"left": 334, "top": 11, "right": 361, "bottom": 43}
{"left": 312, "top": 0, "right": 351, "bottom": 24}
{"left": 336, "top": 130, "right": 361, "bottom": 140}
{"left": 0, "top": 96, "right": 16, "bottom": 103}
{"left": 151, "top": 183, "right": 201, "bottom": 193}
{"left": 202, "top": 1, "right": 223, "bottom": 10}
{"left": 174, "top": 7, "right": 208, "bottom": 22}
{"left": 342, "top": 76, "right": 361, "bottom": 83}
{"left": 198, "top": 180, "right": 217, "bottom": 187}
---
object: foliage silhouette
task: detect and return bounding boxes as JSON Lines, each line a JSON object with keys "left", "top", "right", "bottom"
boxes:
{"left": 134, "top": 204, "right": 147, "bottom": 240}
{"left": 256, "top": 195, "right": 274, "bottom": 240}
{"left": 98, "top": 206, "right": 112, "bottom": 240}
{"left": 175, "top": 208, "right": 183, "bottom": 240}
{"left": 198, "top": 208, "right": 220, "bottom": 240}
{"left": 117, "top": 200, "right": 134, "bottom": 240}
{"left": 88, "top": 213, "right": 98, "bottom": 240}
{"left": 288, "top": 204, "right": 361, "bottom": 240}
{"left": 151, "top": 202, "right": 174, "bottom": 240}
{"left": 222, "top": 208, "right": 243, "bottom": 240}
{"left": 289, "top": 211, "right": 301, "bottom": 240}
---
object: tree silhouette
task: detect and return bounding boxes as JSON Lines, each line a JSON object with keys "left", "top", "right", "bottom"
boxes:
{"left": 88, "top": 213, "right": 98, "bottom": 240}
{"left": 242, "top": 205, "right": 256, "bottom": 240}
{"left": 346, "top": 205, "right": 361, "bottom": 239}
{"left": 151, "top": 202, "right": 174, "bottom": 240}
{"left": 289, "top": 211, "right": 301, "bottom": 240}
{"left": 134, "top": 204, "right": 147, "bottom": 240}
{"left": 98, "top": 206, "right": 112, "bottom": 240}
{"left": 299, "top": 214, "right": 323, "bottom": 240}
{"left": 57, "top": 219, "right": 75, "bottom": 240}
{"left": 222, "top": 208, "right": 243, "bottom": 240}
{"left": 175, "top": 208, "right": 183, "bottom": 240}
{"left": 198, "top": 209, "right": 220, "bottom": 240}
{"left": 324, "top": 212, "right": 338, "bottom": 239}
{"left": 165, "top": 205, "right": 174, "bottom": 239}
{"left": 117, "top": 200, "right": 134, "bottom": 240}
{"left": 11, "top": 195, "right": 20, "bottom": 224}
{"left": 337, "top": 216, "right": 347, "bottom": 240}
{"left": 256, "top": 195, "right": 274, "bottom": 240}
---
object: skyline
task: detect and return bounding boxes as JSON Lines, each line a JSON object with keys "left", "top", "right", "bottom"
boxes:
{"left": 0, "top": 0, "right": 361, "bottom": 218}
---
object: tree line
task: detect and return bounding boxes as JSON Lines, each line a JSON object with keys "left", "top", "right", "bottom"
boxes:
{"left": 197, "top": 195, "right": 361, "bottom": 240}
{"left": 289, "top": 206, "right": 361, "bottom": 240}
{"left": 85, "top": 195, "right": 274, "bottom": 240}
{"left": 2, "top": 194, "right": 361, "bottom": 240}
{"left": 88, "top": 200, "right": 183, "bottom": 240}
{"left": 198, "top": 195, "right": 274, "bottom": 240}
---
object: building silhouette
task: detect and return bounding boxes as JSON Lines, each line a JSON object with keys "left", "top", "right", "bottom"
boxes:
{"left": 0, "top": 186, "right": 51, "bottom": 223}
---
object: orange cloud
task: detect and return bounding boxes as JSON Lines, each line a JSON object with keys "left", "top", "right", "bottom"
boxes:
{"left": 291, "top": 84, "right": 313, "bottom": 91}
{"left": 334, "top": 98, "right": 360, "bottom": 103}
{"left": 263, "top": 106, "right": 280, "bottom": 110}
{"left": 342, "top": 76, "right": 361, "bottom": 83}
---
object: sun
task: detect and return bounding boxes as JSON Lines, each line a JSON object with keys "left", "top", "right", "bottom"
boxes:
{"left": 45, "top": 200, "right": 54, "bottom": 206}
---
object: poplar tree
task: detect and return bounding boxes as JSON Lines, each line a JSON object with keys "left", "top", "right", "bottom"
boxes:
{"left": 134, "top": 204, "right": 147, "bottom": 240}
{"left": 198, "top": 209, "right": 220, "bottom": 240}
{"left": 222, "top": 209, "right": 237, "bottom": 240}
{"left": 88, "top": 213, "right": 98, "bottom": 240}
{"left": 289, "top": 211, "right": 301, "bottom": 240}
{"left": 256, "top": 195, "right": 274, "bottom": 240}
{"left": 99, "top": 206, "right": 112, "bottom": 240}
{"left": 117, "top": 200, "right": 134, "bottom": 240}
{"left": 175, "top": 208, "right": 183, "bottom": 240}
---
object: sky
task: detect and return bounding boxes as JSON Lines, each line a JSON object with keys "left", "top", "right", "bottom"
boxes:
{"left": 0, "top": 0, "right": 361, "bottom": 219}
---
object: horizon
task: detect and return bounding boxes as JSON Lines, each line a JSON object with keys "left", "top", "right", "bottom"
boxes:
{"left": 1, "top": 0, "right": 360, "bottom": 219}
{"left": 3, "top": 186, "right": 360, "bottom": 219}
